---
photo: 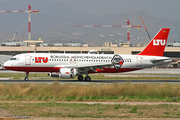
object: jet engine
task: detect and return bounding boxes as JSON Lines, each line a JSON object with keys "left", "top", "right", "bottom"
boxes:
{"left": 48, "top": 68, "right": 77, "bottom": 79}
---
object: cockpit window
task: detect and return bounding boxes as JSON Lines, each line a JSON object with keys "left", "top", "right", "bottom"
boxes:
{"left": 10, "top": 58, "right": 19, "bottom": 61}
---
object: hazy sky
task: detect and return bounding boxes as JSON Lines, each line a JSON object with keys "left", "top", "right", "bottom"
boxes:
{"left": 0, "top": 0, "right": 179, "bottom": 18}
{"left": 58, "top": 0, "right": 180, "bottom": 18}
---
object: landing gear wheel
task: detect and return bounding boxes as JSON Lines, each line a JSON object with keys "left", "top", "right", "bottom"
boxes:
{"left": 78, "top": 75, "right": 84, "bottom": 81}
{"left": 85, "top": 76, "right": 91, "bottom": 81}
{"left": 24, "top": 77, "right": 29, "bottom": 81}
{"left": 24, "top": 72, "right": 29, "bottom": 81}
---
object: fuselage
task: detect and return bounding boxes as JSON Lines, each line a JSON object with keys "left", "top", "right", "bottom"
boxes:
{"left": 4, "top": 53, "right": 171, "bottom": 73}
{"left": 3, "top": 28, "right": 172, "bottom": 81}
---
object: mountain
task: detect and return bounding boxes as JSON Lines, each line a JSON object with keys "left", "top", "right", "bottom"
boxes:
{"left": 0, "top": 0, "right": 179, "bottom": 46}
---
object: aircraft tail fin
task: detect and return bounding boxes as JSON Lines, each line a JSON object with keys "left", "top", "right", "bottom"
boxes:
{"left": 137, "top": 28, "right": 170, "bottom": 56}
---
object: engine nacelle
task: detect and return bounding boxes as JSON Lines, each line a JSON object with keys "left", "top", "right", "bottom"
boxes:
{"left": 48, "top": 68, "right": 77, "bottom": 79}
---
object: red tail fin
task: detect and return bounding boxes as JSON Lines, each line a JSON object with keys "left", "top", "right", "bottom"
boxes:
{"left": 137, "top": 28, "right": 170, "bottom": 56}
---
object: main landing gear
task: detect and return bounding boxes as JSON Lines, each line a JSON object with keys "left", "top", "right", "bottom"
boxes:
{"left": 24, "top": 72, "right": 29, "bottom": 81}
{"left": 85, "top": 76, "right": 91, "bottom": 81}
{"left": 78, "top": 75, "right": 83, "bottom": 81}
{"left": 78, "top": 75, "right": 91, "bottom": 81}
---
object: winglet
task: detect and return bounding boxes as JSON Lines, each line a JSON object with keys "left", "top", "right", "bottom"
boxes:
{"left": 137, "top": 28, "right": 170, "bottom": 56}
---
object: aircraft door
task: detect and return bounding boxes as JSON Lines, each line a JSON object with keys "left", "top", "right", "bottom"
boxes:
{"left": 25, "top": 55, "right": 31, "bottom": 65}
{"left": 136, "top": 57, "right": 143, "bottom": 67}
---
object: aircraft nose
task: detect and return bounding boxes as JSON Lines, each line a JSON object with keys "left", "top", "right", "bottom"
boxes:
{"left": 3, "top": 61, "right": 10, "bottom": 68}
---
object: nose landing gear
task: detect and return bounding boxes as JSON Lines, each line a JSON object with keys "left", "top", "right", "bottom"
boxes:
{"left": 24, "top": 72, "right": 29, "bottom": 81}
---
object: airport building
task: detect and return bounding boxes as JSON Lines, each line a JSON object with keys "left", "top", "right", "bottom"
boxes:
{"left": 1, "top": 39, "right": 180, "bottom": 58}
{"left": 0, "top": 45, "right": 180, "bottom": 58}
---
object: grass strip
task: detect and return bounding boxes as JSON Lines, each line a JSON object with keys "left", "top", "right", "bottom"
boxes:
{"left": 0, "top": 82, "right": 180, "bottom": 102}
{"left": 0, "top": 102, "right": 180, "bottom": 118}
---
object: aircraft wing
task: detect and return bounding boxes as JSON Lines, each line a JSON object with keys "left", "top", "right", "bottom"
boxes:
{"left": 64, "top": 63, "right": 112, "bottom": 68}
{"left": 55, "top": 63, "right": 113, "bottom": 73}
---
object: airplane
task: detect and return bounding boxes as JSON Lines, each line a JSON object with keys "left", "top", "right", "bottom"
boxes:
{"left": 4, "top": 28, "right": 172, "bottom": 81}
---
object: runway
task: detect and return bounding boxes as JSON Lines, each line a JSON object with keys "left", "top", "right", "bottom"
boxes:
{"left": 0, "top": 79, "right": 180, "bottom": 84}
{"left": 0, "top": 68, "right": 180, "bottom": 84}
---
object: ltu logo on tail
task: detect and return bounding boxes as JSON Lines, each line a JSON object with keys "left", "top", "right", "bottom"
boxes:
{"left": 153, "top": 39, "right": 166, "bottom": 46}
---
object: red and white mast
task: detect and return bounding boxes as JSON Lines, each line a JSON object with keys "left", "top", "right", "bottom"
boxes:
{"left": 126, "top": 20, "right": 130, "bottom": 43}
{"left": 0, "top": 5, "right": 39, "bottom": 40}
{"left": 75, "top": 20, "right": 141, "bottom": 45}
{"left": 28, "top": 5, "right": 32, "bottom": 41}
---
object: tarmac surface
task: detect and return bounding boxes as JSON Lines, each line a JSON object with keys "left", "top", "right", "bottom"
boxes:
{"left": 0, "top": 68, "right": 180, "bottom": 84}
